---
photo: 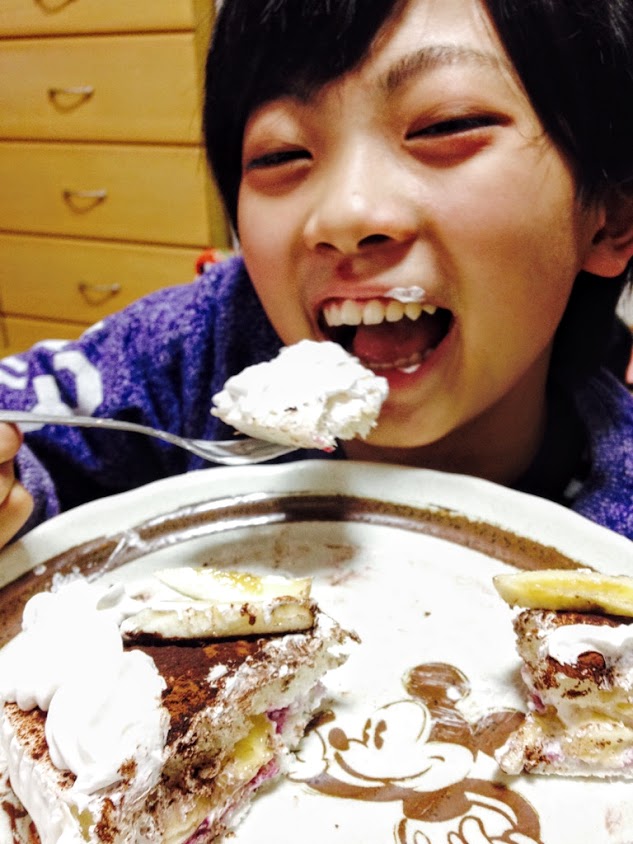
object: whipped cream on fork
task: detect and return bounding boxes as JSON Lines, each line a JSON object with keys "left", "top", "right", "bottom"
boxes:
{"left": 385, "top": 286, "right": 427, "bottom": 303}
{"left": 211, "top": 340, "right": 388, "bottom": 450}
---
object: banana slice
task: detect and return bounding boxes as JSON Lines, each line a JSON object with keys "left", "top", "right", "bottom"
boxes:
{"left": 493, "top": 569, "right": 633, "bottom": 617}
{"left": 155, "top": 567, "right": 312, "bottom": 602}
{"left": 121, "top": 567, "right": 315, "bottom": 641}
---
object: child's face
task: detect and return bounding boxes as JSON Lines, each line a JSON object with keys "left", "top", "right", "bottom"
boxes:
{"left": 237, "top": 0, "right": 606, "bottom": 464}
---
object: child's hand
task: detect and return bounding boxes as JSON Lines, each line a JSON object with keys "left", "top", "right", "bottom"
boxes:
{"left": 0, "top": 423, "right": 33, "bottom": 548}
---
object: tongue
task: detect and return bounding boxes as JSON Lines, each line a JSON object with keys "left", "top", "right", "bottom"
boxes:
{"left": 352, "top": 316, "right": 442, "bottom": 365}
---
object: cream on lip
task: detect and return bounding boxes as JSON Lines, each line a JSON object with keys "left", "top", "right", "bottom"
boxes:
{"left": 385, "top": 286, "right": 427, "bottom": 303}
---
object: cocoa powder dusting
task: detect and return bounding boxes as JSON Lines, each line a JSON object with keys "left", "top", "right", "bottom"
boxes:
{"left": 6, "top": 707, "right": 60, "bottom": 771}
{"left": 94, "top": 798, "right": 116, "bottom": 844}
{"left": 131, "top": 637, "right": 270, "bottom": 742}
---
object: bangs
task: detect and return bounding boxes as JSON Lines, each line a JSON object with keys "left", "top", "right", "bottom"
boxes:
{"left": 204, "top": 0, "right": 402, "bottom": 227}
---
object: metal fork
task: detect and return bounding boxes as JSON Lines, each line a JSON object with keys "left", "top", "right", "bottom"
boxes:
{"left": 0, "top": 410, "right": 298, "bottom": 466}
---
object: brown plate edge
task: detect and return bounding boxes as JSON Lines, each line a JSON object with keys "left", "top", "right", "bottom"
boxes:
{"left": 0, "top": 491, "right": 583, "bottom": 646}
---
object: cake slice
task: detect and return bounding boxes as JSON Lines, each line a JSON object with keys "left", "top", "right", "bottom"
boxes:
{"left": 0, "top": 569, "right": 352, "bottom": 843}
{"left": 493, "top": 569, "right": 633, "bottom": 778}
{"left": 121, "top": 566, "right": 317, "bottom": 640}
{"left": 211, "top": 339, "right": 388, "bottom": 449}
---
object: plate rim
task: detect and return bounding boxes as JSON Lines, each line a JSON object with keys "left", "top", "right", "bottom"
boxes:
{"left": 1, "top": 460, "right": 631, "bottom": 592}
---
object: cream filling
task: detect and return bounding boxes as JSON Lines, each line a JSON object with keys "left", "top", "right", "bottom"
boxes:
{"left": 546, "top": 623, "right": 633, "bottom": 669}
{"left": 121, "top": 598, "right": 315, "bottom": 641}
{"left": 322, "top": 298, "right": 437, "bottom": 327}
{"left": 2, "top": 710, "right": 278, "bottom": 844}
{"left": 2, "top": 713, "right": 81, "bottom": 844}
{"left": 161, "top": 715, "right": 275, "bottom": 844}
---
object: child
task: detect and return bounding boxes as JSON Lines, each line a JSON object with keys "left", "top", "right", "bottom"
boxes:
{"left": 1, "top": 0, "right": 632, "bottom": 545}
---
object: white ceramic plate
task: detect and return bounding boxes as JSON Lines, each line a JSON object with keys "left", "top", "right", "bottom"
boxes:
{"left": 1, "top": 460, "right": 633, "bottom": 844}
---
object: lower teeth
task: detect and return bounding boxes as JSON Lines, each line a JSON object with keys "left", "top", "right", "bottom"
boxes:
{"left": 369, "top": 348, "right": 433, "bottom": 372}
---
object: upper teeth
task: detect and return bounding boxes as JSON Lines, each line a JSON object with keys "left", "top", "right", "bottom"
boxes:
{"left": 323, "top": 298, "right": 437, "bottom": 327}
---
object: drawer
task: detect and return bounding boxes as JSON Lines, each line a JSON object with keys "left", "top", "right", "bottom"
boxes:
{"left": 0, "top": 141, "right": 229, "bottom": 247}
{"left": 0, "top": 234, "right": 202, "bottom": 323}
{"left": 0, "top": 34, "right": 203, "bottom": 144}
{"left": 0, "top": 315, "right": 84, "bottom": 358}
{"left": 0, "top": 1, "right": 208, "bottom": 37}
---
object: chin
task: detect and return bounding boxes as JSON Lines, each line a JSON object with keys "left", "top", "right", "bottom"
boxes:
{"left": 351, "top": 424, "right": 436, "bottom": 455}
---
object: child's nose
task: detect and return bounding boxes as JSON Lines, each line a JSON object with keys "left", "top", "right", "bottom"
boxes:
{"left": 302, "top": 146, "right": 417, "bottom": 255}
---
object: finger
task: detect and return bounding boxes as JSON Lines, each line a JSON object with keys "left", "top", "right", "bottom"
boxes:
{"left": 0, "top": 479, "right": 33, "bottom": 548}
{"left": 0, "top": 457, "right": 15, "bottom": 501}
{"left": 0, "top": 423, "right": 23, "bottom": 462}
{"left": 0, "top": 455, "right": 17, "bottom": 493}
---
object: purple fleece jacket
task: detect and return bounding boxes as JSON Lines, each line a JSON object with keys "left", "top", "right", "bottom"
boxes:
{"left": 1, "top": 256, "right": 632, "bottom": 540}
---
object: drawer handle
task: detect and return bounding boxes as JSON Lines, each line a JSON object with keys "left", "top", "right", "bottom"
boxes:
{"left": 48, "top": 86, "right": 95, "bottom": 111}
{"left": 78, "top": 282, "right": 122, "bottom": 306}
{"left": 34, "top": 0, "right": 78, "bottom": 11}
{"left": 63, "top": 189, "right": 108, "bottom": 213}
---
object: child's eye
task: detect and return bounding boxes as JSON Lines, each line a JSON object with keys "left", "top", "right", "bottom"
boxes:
{"left": 404, "top": 114, "right": 504, "bottom": 163}
{"left": 407, "top": 114, "right": 501, "bottom": 139}
{"left": 244, "top": 149, "right": 311, "bottom": 171}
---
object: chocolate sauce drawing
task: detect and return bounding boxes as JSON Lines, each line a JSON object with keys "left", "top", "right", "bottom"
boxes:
{"left": 291, "top": 663, "right": 542, "bottom": 844}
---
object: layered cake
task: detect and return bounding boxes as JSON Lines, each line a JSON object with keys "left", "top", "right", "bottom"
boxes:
{"left": 211, "top": 339, "right": 389, "bottom": 449}
{"left": 493, "top": 569, "right": 633, "bottom": 778}
{"left": 0, "top": 568, "right": 352, "bottom": 842}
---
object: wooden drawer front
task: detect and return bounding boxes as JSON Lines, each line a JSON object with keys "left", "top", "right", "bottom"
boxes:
{"left": 0, "top": 316, "right": 84, "bottom": 358}
{"left": 0, "top": 234, "right": 201, "bottom": 323}
{"left": 0, "top": 142, "right": 227, "bottom": 247}
{"left": 0, "top": 1, "right": 204, "bottom": 37}
{"left": 0, "top": 34, "right": 202, "bottom": 144}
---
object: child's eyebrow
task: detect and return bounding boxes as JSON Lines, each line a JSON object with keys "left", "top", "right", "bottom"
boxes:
{"left": 381, "top": 44, "right": 506, "bottom": 94}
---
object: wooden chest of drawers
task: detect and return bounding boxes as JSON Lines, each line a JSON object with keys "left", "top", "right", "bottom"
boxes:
{"left": 0, "top": 0, "right": 230, "bottom": 356}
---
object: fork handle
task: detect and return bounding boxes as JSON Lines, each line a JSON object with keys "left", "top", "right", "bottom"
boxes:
{"left": 0, "top": 410, "right": 184, "bottom": 449}
{"left": 0, "top": 409, "right": 296, "bottom": 465}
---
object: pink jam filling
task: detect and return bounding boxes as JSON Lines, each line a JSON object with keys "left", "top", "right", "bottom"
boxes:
{"left": 184, "top": 758, "right": 281, "bottom": 843}
{"left": 266, "top": 706, "right": 290, "bottom": 734}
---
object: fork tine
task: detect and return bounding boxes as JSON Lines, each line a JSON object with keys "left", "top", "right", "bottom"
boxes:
{"left": 189, "top": 438, "right": 297, "bottom": 465}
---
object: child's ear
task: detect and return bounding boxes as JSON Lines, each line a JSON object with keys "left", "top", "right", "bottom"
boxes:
{"left": 583, "top": 190, "right": 633, "bottom": 278}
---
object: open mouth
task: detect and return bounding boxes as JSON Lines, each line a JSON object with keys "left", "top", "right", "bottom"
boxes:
{"left": 319, "top": 298, "right": 453, "bottom": 373}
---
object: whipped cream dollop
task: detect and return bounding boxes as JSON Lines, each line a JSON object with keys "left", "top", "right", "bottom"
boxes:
{"left": 546, "top": 623, "right": 633, "bottom": 669}
{"left": 211, "top": 339, "right": 389, "bottom": 449}
{"left": 0, "top": 579, "right": 168, "bottom": 795}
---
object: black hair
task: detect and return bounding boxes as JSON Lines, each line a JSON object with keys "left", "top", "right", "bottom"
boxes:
{"left": 204, "top": 0, "right": 402, "bottom": 230}
{"left": 204, "top": 0, "right": 633, "bottom": 383}
{"left": 482, "top": 0, "right": 633, "bottom": 384}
